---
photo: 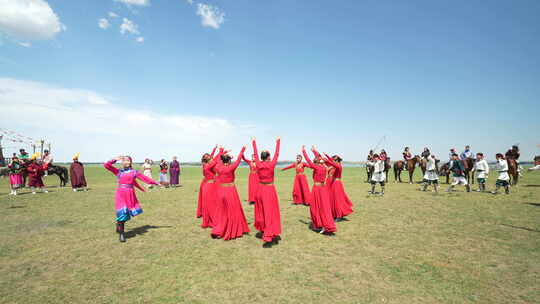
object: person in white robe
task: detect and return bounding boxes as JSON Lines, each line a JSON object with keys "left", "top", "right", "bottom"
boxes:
{"left": 492, "top": 153, "right": 510, "bottom": 195}
{"left": 370, "top": 154, "right": 386, "bottom": 195}
{"left": 474, "top": 153, "right": 489, "bottom": 192}
{"left": 422, "top": 154, "right": 439, "bottom": 192}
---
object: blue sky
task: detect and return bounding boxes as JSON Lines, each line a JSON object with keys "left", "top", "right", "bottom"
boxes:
{"left": 1, "top": 0, "right": 539, "bottom": 162}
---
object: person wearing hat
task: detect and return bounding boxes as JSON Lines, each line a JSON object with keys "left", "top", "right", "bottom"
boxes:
{"left": 370, "top": 153, "right": 386, "bottom": 195}
{"left": 70, "top": 153, "right": 87, "bottom": 192}
{"left": 446, "top": 153, "right": 471, "bottom": 192}
{"left": 41, "top": 149, "right": 53, "bottom": 176}
{"left": 460, "top": 145, "right": 473, "bottom": 160}
{"left": 7, "top": 156, "right": 24, "bottom": 195}
{"left": 421, "top": 153, "right": 439, "bottom": 193}
{"left": 492, "top": 153, "right": 510, "bottom": 195}
{"left": 18, "top": 149, "right": 29, "bottom": 164}
{"left": 26, "top": 153, "right": 48, "bottom": 194}
{"left": 474, "top": 153, "right": 489, "bottom": 192}
{"left": 104, "top": 156, "right": 159, "bottom": 242}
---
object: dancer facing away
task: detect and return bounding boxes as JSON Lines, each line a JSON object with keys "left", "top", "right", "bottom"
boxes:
{"left": 446, "top": 153, "right": 471, "bottom": 192}
{"left": 104, "top": 156, "right": 159, "bottom": 242}
{"left": 370, "top": 154, "right": 386, "bottom": 195}
{"left": 322, "top": 153, "right": 353, "bottom": 221}
{"left": 169, "top": 156, "right": 181, "bottom": 187}
{"left": 26, "top": 153, "right": 48, "bottom": 194}
{"left": 281, "top": 154, "right": 311, "bottom": 206}
{"left": 198, "top": 145, "right": 219, "bottom": 228}
{"left": 474, "top": 153, "right": 489, "bottom": 192}
{"left": 142, "top": 159, "right": 154, "bottom": 189}
{"left": 7, "top": 156, "right": 24, "bottom": 195}
{"left": 70, "top": 153, "right": 88, "bottom": 192}
{"left": 252, "top": 137, "right": 282, "bottom": 248}
{"left": 302, "top": 146, "right": 336, "bottom": 235}
{"left": 492, "top": 153, "right": 510, "bottom": 195}
{"left": 211, "top": 146, "right": 251, "bottom": 240}
{"left": 242, "top": 153, "right": 259, "bottom": 205}
{"left": 421, "top": 153, "right": 439, "bottom": 192}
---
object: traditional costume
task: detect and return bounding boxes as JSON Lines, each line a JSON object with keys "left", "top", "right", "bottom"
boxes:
{"left": 198, "top": 147, "right": 219, "bottom": 228}
{"left": 104, "top": 158, "right": 158, "bottom": 242}
{"left": 70, "top": 153, "right": 87, "bottom": 191}
{"left": 302, "top": 148, "right": 336, "bottom": 235}
{"left": 142, "top": 161, "right": 153, "bottom": 188}
{"left": 281, "top": 161, "right": 311, "bottom": 205}
{"left": 421, "top": 154, "right": 439, "bottom": 192}
{"left": 447, "top": 158, "right": 471, "bottom": 192}
{"left": 159, "top": 161, "right": 169, "bottom": 186}
{"left": 26, "top": 153, "right": 48, "bottom": 194}
{"left": 492, "top": 157, "right": 510, "bottom": 195}
{"left": 169, "top": 158, "right": 181, "bottom": 186}
{"left": 474, "top": 156, "right": 489, "bottom": 192}
{"left": 211, "top": 147, "right": 250, "bottom": 240}
{"left": 252, "top": 139, "right": 282, "bottom": 247}
{"left": 242, "top": 155, "right": 259, "bottom": 204}
{"left": 323, "top": 153, "right": 353, "bottom": 220}
{"left": 370, "top": 157, "right": 386, "bottom": 195}
{"left": 8, "top": 157, "right": 24, "bottom": 195}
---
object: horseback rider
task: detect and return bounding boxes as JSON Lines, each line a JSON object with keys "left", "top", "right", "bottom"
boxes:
{"left": 505, "top": 145, "right": 522, "bottom": 176}
{"left": 380, "top": 149, "right": 389, "bottom": 167}
{"left": 421, "top": 147, "right": 431, "bottom": 158}
{"left": 18, "top": 149, "right": 29, "bottom": 164}
{"left": 403, "top": 147, "right": 413, "bottom": 171}
{"left": 460, "top": 145, "right": 473, "bottom": 160}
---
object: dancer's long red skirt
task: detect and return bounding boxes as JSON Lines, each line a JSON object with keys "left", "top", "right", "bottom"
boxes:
{"left": 247, "top": 172, "right": 259, "bottom": 203}
{"left": 330, "top": 180, "right": 353, "bottom": 219}
{"left": 198, "top": 181, "right": 217, "bottom": 228}
{"left": 211, "top": 185, "right": 250, "bottom": 240}
{"left": 291, "top": 174, "right": 311, "bottom": 205}
{"left": 254, "top": 184, "right": 281, "bottom": 242}
{"left": 309, "top": 185, "right": 336, "bottom": 232}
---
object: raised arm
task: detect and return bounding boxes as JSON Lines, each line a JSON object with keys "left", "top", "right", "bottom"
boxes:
{"left": 302, "top": 147, "right": 315, "bottom": 168}
{"left": 210, "top": 145, "right": 218, "bottom": 158}
{"left": 272, "top": 138, "right": 281, "bottom": 164}
{"left": 281, "top": 163, "right": 295, "bottom": 171}
{"left": 231, "top": 146, "right": 247, "bottom": 170}
{"left": 252, "top": 138, "right": 260, "bottom": 166}
{"left": 324, "top": 153, "right": 339, "bottom": 169}
{"left": 136, "top": 171, "right": 159, "bottom": 185}
{"left": 104, "top": 159, "right": 119, "bottom": 175}
{"left": 242, "top": 154, "right": 252, "bottom": 165}
{"left": 311, "top": 146, "right": 321, "bottom": 159}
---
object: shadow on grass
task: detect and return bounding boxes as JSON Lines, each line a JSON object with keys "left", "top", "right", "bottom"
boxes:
{"left": 524, "top": 203, "right": 540, "bottom": 207}
{"left": 523, "top": 185, "right": 540, "bottom": 187}
{"left": 8, "top": 206, "right": 25, "bottom": 209}
{"left": 125, "top": 225, "right": 173, "bottom": 239}
{"left": 500, "top": 224, "right": 540, "bottom": 233}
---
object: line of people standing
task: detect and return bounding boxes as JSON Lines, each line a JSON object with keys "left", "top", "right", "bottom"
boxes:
{"left": 141, "top": 157, "right": 181, "bottom": 188}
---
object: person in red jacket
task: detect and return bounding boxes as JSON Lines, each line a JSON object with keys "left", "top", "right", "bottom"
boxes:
{"left": 211, "top": 146, "right": 250, "bottom": 241}
{"left": 26, "top": 153, "right": 49, "bottom": 194}
{"left": 323, "top": 153, "right": 353, "bottom": 221}
{"left": 302, "top": 146, "right": 336, "bottom": 236}
{"left": 281, "top": 155, "right": 311, "bottom": 206}
{"left": 242, "top": 153, "right": 259, "bottom": 205}
{"left": 252, "top": 137, "right": 282, "bottom": 248}
{"left": 198, "top": 145, "right": 220, "bottom": 228}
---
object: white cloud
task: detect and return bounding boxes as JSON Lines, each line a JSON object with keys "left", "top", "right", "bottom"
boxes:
{"left": 0, "top": 0, "right": 65, "bottom": 40}
{"left": 120, "top": 18, "right": 139, "bottom": 35}
{"left": 0, "top": 78, "right": 254, "bottom": 161}
{"left": 135, "top": 36, "right": 144, "bottom": 43}
{"left": 196, "top": 3, "right": 225, "bottom": 29}
{"left": 115, "top": 0, "right": 150, "bottom": 6}
{"left": 18, "top": 41, "right": 31, "bottom": 47}
{"left": 186, "top": 0, "right": 194, "bottom": 5}
{"left": 108, "top": 12, "right": 119, "bottom": 18}
{"left": 98, "top": 18, "right": 110, "bottom": 30}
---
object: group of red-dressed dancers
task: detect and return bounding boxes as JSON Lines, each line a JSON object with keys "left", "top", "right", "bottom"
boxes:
{"left": 196, "top": 138, "right": 354, "bottom": 248}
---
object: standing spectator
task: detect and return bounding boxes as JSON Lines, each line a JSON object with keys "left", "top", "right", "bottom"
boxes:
{"left": 169, "top": 156, "right": 181, "bottom": 187}
{"left": 159, "top": 159, "right": 169, "bottom": 187}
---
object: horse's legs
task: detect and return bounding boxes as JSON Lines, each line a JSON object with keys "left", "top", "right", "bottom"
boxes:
{"left": 409, "top": 169, "right": 414, "bottom": 184}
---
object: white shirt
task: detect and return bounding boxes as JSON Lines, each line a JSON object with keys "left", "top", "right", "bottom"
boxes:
{"left": 495, "top": 159, "right": 510, "bottom": 181}
{"left": 42, "top": 154, "right": 53, "bottom": 164}
{"left": 373, "top": 160, "right": 384, "bottom": 173}
{"left": 474, "top": 159, "right": 489, "bottom": 178}
{"left": 426, "top": 155, "right": 437, "bottom": 171}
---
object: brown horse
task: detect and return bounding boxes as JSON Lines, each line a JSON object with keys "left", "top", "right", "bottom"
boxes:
{"left": 439, "top": 163, "right": 451, "bottom": 184}
{"left": 462, "top": 158, "right": 475, "bottom": 185}
{"left": 507, "top": 158, "right": 519, "bottom": 185}
{"left": 394, "top": 156, "right": 420, "bottom": 183}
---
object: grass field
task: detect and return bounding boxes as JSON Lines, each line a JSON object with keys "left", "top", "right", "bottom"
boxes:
{"left": 0, "top": 165, "right": 539, "bottom": 304}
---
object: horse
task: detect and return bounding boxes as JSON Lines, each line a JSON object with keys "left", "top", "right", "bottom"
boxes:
{"left": 507, "top": 158, "right": 519, "bottom": 186}
{"left": 439, "top": 163, "right": 451, "bottom": 184}
{"left": 46, "top": 165, "right": 69, "bottom": 187}
{"left": 462, "top": 158, "right": 475, "bottom": 185}
{"left": 393, "top": 155, "right": 420, "bottom": 183}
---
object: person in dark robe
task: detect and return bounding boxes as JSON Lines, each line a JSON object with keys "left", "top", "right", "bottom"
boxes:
{"left": 169, "top": 156, "right": 181, "bottom": 187}
{"left": 70, "top": 153, "right": 88, "bottom": 191}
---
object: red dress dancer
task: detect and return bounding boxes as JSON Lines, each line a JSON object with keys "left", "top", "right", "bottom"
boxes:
{"left": 26, "top": 154, "right": 49, "bottom": 194}
{"left": 242, "top": 154, "right": 259, "bottom": 205}
{"left": 211, "top": 147, "right": 250, "bottom": 240}
{"left": 198, "top": 146, "right": 219, "bottom": 228}
{"left": 302, "top": 147, "right": 336, "bottom": 235}
{"left": 323, "top": 154, "right": 353, "bottom": 220}
{"left": 252, "top": 138, "right": 282, "bottom": 247}
{"left": 281, "top": 155, "right": 311, "bottom": 205}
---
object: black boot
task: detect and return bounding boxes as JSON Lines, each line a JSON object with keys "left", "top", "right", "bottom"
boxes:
{"left": 263, "top": 241, "right": 273, "bottom": 248}
{"left": 504, "top": 186, "right": 510, "bottom": 194}
{"left": 117, "top": 221, "right": 126, "bottom": 242}
{"left": 466, "top": 185, "right": 471, "bottom": 192}
{"left": 380, "top": 186, "right": 385, "bottom": 195}
{"left": 370, "top": 185, "right": 376, "bottom": 194}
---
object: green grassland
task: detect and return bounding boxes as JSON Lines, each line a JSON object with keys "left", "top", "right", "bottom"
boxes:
{"left": 0, "top": 165, "right": 539, "bottom": 304}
